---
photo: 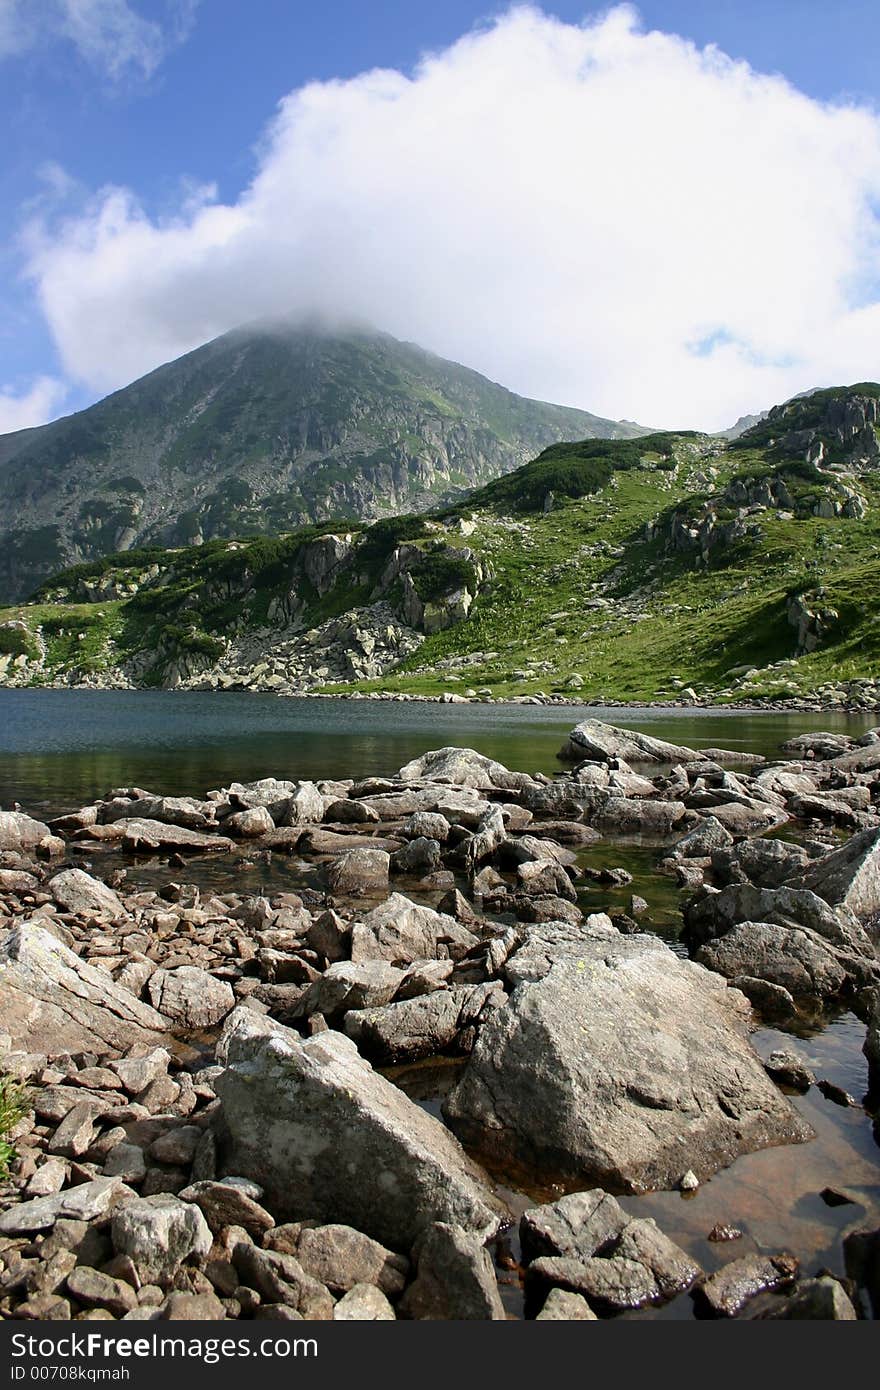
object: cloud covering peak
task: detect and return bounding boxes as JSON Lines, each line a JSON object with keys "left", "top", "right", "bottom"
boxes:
{"left": 20, "top": 4, "right": 880, "bottom": 430}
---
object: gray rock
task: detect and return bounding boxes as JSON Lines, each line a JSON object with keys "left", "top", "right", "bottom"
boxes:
{"left": 865, "top": 991, "right": 880, "bottom": 1095}
{"left": 748, "top": 1277, "right": 857, "bottom": 1320}
{"left": 559, "top": 719, "right": 702, "bottom": 764}
{"left": 293, "top": 960, "right": 406, "bottom": 1020}
{"left": 225, "top": 806, "right": 275, "bottom": 838}
{"left": 325, "top": 848, "right": 390, "bottom": 895}
{"left": 397, "top": 747, "right": 534, "bottom": 791}
{"left": 526, "top": 1255, "right": 659, "bottom": 1315}
{"left": 66, "top": 1266, "right": 137, "bottom": 1317}
{"left": 390, "top": 837, "right": 442, "bottom": 876}
{"left": 693, "top": 1253, "right": 799, "bottom": 1317}
{"left": 343, "top": 984, "right": 502, "bottom": 1063}
{"left": 614, "top": 1218, "right": 702, "bottom": 1299}
{"left": 230, "top": 1242, "right": 333, "bottom": 1319}
{"left": 535, "top": 1288, "right": 597, "bottom": 1319}
{"left": 159, "top": 1291, "right": 227, "bottom": 1320}
{"left": 695, "top": 921, "right": 850, "bottom": 1004}
{"left": 764, "top": 1050, "right": 815, "bottom": 1091}
{"left": 333, "top": 1284, "right": 396, "bottom": 1320}
{"left": 787, "top": 827, "right": 880, "bottom": 919}
{"left": 214, "top": 1009, "right": 504, "bottom": 1249}
{"left": 0, "top": 810, "right": 52, "bottom": 852}
{"left": 111, "top": 1049, "right": 171, "bottom": 1096}
{"left": 591, "top": 798, "right": 689, "bottom": 837}
{"left": 295, "top": 1224, "right": 409, "bottom": 1296}
{"left": 119, "top": 819, "right": 235, "bottom": 855}
{"left": 0, "top": 1177, "right": 132, "bottom": 1234}
{"left": 147, "top": 966, "right": 235, "bottom": 1029}
{"left": 350, "top": 893, "right": 478, "bottom": 965}
{"left": 178, "top": 1181, "right": 275, "bottom": 1238}
{"left": 711, "top": 838, "right": 810, "bottom": 888}
{"left": 443, "top": 922, "right": 811, "bottom": 1193}
{"left": 111, "top": 1194, "right": 213, "bottom": 1287}
{"left": 399, "top": 1222, "right": 505, "bottom": 1320}
{"left": 520, "top": 1190, "right": 628, "bottom": 1264}
{"left": 48, "top": 868, "right": 124, "bottom": 917}
{"left": 0, "top": 923, "right": 169, "bottom": 1054}
{"left": 672, "top": 816, "right": 734, "bottom": 858}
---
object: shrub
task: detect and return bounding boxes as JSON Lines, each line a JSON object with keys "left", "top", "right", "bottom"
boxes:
{"left": 0, "top": 1074, "right": 28, "bottom": 1181}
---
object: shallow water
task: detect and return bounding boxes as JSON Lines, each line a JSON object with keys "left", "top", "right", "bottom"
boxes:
{"left": 1, "top": 689, "right": 878, "bottom": 1317}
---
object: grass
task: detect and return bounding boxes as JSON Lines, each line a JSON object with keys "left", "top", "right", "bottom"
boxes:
{"left": 4, "top": 406, "right": 880, "bottom": 701}
{"left": 0, "top": 1073, "right": 28, "bottom": 1181}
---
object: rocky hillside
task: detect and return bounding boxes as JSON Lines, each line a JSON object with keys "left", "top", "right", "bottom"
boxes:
{"left": 2, "top": 385, "right": 880, "bottom": 706}
{"left": 0, "top": 323, "right": 647, "bottom": 602}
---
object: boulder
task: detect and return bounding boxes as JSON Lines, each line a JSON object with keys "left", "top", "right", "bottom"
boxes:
{"left": 214, "top": 1010, "right": 505, "bottom": 1249}
{"left": 0, "top": 1177, "right": 132, "bottom": 1235}
{"left": 111, "top": 1194, "right": 213, "bottom": 1287}
{"left": 443, "top": 921, "right": 811, "bottom": 1193}
{"left": 525, "top": 1255, "right": 659, "bottom": 1315}
{"left": 590, "top": 798, "right": 688, "bottom": 838}
{"left": 148, "top": 967, "right": 235, "bottom": 1030}
{"left": 398, "top": 1222, "right": 505, "bottom": 1320}
{"left": 695, "top": 921, "right": 850, "bottom": 1004}
{"left": 178, "top": 1181, "right": 275, "bottom": 1238}
{"left": 325, "top": 848, "right": 390, "bottom": 895}
{"left": 350, "top": 893, "right": 479, "bottom": 964}
{"left": 225, "top": 806, "right": 275, "bottom": 838}
{"left": 693, "top": 1253, "right": 799, "bottom": 1317}
{"left": 786, "top": 827, "right": 880, "bottom": 919}
{"left": 294, "top": 1224, "right": 409, "bottom": 1296}
{"left": 333, "top": 1285, "right": 396, "bottom": 1320}
{"left": 535, "top": 1289, "right": 597, "bottom": 1320}
{"left": 711, "top": 838, "right": 810, "bottom": 889}
{"left": 397, "top": 747, "right": 534, "bottom": 791}
{"left": 343, "top": 984, "right": 503, "bottom": 1063}
{"left": 671, "top": 816, "right": 734, "bottom": 858}
{"left": 520, "top": 1190, "right": 629, "bottom": 1264}
{"left": 0, "top": 810, "right": 52, "bottom": 852}
{"left": 559, "top": 719, "right": 702, "bottom": 764}
{"left": 48, "top": 868, "right": 123, "bottom": 917}
{"left": 120, "top": 819, "right": 234, "bottom": 855}
{"left": 0, "top": 923, "right": 169, "bottom": 1054}
{"left": 293, "top": 961, "right": 406, "bottom": 1020}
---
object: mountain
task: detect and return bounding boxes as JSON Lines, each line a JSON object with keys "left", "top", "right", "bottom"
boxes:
{"left": 0, "top": 323, "right": 649, "bottom": 602}
{"left": 715, "top": 410, "right": 768, "bottom": 441}
{"left": 3, "top": 383, "right": 879, "bottom": 705}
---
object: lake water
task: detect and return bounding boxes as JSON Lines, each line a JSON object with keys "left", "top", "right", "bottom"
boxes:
{"left": 1, "top": 689, "right": 878, "bottom": 1318}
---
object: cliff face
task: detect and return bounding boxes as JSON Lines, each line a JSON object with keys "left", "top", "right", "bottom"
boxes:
{"left": 0, "top": 323, "right": 646, "bottom": 602}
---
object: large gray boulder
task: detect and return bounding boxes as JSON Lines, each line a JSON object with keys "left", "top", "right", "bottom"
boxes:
{"left": 111, "top": 1194, "right": 212, "bottom": 1286}
{"left": 343, "top": 984, "right": 503, "bottom": 1063}
{"left": 786, "top": 827, "right": 880, "bottom": 919}
{"left": 214, "top": 1010, "right": 505, "bottom": 1250}
{"left": 120, "top": 819, "right": 234, "bottom": 855}
{"left": 147, "top": 966, "right": 235, "bottom": 1030}
{"left": 443, "top": 921, "right": 811, "bottom": 1193}
{"left": 398, "top": 1222, "right": 505, "bottom": 1320}
{"left": 695, "top": 922, "right": 850, "bottom": 1004}
{"left": 0, "top": 923, "right": 169, "bottom": 1054}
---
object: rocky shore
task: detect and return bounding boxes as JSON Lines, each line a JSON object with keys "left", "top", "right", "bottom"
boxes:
{"left": 1, "top": 719, "right": 879, "bottom": 1321}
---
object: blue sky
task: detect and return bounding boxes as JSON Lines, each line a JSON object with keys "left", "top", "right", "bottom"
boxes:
{"left": 3, "top": 1, "right": 880, "bottom": 432}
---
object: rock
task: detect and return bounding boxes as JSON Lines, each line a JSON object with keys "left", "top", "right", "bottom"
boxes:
{"left": 343, "top": 985, "right": 502, "bottom": 1063}
{"left": 225, "top": 807, "right": 275, "bottom": 838}
{"left": 397, "top": 747, "right": 533, "bottom": 791}
{"left": 149, "top": 1126, "right": 201, "bottom": 1166}
{"left": 672, "top": 817, "right": 734, "bottom": 858}
{"left": 764, "top": 1050, "right": 815, "bottom": 1091}
{"left": 865, "top": 991, "right": 880, "bottom": 1095}
{"left": 0, "top": 923, "right": 169, "bottom": 1054}
{"left": 103, "top": 1142, "right": 147, "bottom": 1184}
{"left": 711, "top": 838, "right": 810, "bottom": 888}
{"left": 48, "top": 868, "right": 124, "bottom": 917}
{"left": 333, "top": 1284, "right": 396, "bottom": 1320}
{"left": 214, "top": 1009, "right": 504, "bottom": 1250}
{"left": 159, "top": 1291, "right": 227, "bottom": 1320}
{"left": 559, "top": 719, "right": 703, "bottom": 765}
{"left": 535, "top": 1289, "right": 597, "bottom": 1320}
{"left": 843, "top": 1227, "right": 880, "bottom": 1317}
{"left": 111, "top": 1049, "right": 171, "bottom": 1096}
{"left": 66, "top": 1266, "right": 137, "bottom": 1317}
{"left": 111, "top": 1195, "right": 213, "bottom": 1287}
{"left": 590, "top": 798, "right": 688, "bottom": 837}
{"left": 230, "top": 1243, "right": 333, "bottom": 1319}
{"left": 306, "top": 909, "right": 350, "bottom": 963}
{"left": 443, "top": 922, "right": 811, "bottom": 1193}
{"left": 0, "top": 1177, "right": 132, "bottom": 1234}
{"left": 679, "top": 1170, "right": 699, "bottom": 1192}
{"left": 520, "top": 1190, "right": 628, "bottom": 1264}
{"left": 615, "top": 1218, "right": 702, "bottom": 1298}
{"left": 295, "top": 1224, "right": 408, "bottom": 1296}
{"left": 390, "top": 837, "right": 442, "bottom": 876}
{"left": 221, "top": 778, "right": 299, "bottom": 822}
{"left": 787, "top": 827, "right": 880, "bottom": 919}
{"left": 695, "top": 921, "right": 851, "bottom": 1004}
{"left": 293, "top": 960, "right": 406, "bottom": 1020}
{"left": 350, "top": 893, "right": 478, "bottom": 965}
{"left": 748, "top": 1277, "right": 857, "bottom": 1320}
{"left": 693, "top": 1254, "right": 799, "bottom": 1317}
{"left": 399, "top": 1223, "right": 505, "bottom": 1320}
{"left": 147, "top": 967, "right": 235, "bottom": 1029}
{"left": 401, "top": 812, "right": 450, "bottom": 842}
{"left": 526, "top": 1255, "right": 659, "bottom": 1315}
{"left": 120, "top": 819, "right": 235, "bottom": 855}
{"left": 178, "top": 1181, "right": 275, "bottom": 1238}
{"left": 325, "top": 848, "right": 390, "bottom": 895}
{"left": 0, "top": 811, "right": 52, "bottom": 852}
{"left": 683, "top": 881, "right": 875, "bottom": 961}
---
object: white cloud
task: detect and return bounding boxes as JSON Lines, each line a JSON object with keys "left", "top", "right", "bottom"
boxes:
{"left": 0, "top": 0, "right": 197, "bottom": 79}
{"left": 21, "top": 3, "right": 880, "bottom": 429}
{"left": 0, "top": 375, "right": 68, "bottom": 433}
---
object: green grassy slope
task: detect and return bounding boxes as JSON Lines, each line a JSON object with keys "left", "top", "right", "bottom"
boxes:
{"left": 3, "top": 386, "right": 879, "bottom": 702}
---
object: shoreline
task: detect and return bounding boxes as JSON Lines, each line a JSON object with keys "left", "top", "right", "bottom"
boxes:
{"left": 1, "top": 683, "right": 879, "bottom": 716}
